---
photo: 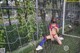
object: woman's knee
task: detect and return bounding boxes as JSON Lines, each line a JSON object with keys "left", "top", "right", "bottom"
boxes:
{"left": 55, "top": 36, "right": 62, "bottom": 45}
{"left": 59, "top": 42, "right": 62, "bottom": 45}
{"left": 46, "top": 35, "right": 51, "bottom": 39}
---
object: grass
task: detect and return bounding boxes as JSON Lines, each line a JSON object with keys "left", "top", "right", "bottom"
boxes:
{"left": 9, "top": 25, "right": 80, "bottom": 53}
{"left": 11, "top": 39, "right": 42, "bottom": 53}
{"left": 65, "top": 25, "right": 80, "bottom": 36}
{"left": 10, "top": 35, "right": 80, "bottom": 53}
{"left": 34, "top": 35, "right": 80, "bottom": 53}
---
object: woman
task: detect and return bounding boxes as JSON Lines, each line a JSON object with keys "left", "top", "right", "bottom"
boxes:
{"left": 36, "top": 17, "right": 63, "bottom": 51}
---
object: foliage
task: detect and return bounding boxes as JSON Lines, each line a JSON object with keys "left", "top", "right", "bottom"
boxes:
{"left": 0, "top": 0, "right": 58, "bottom": 52}
{"left": 0, "top": 26, "right": 5, "bottom": 47}
{"left": 0, "top": 30, "right": 5, "bottom": 43}
{"left": 25, "top": 0, "right": 35, "bottom": 14}
{"left": 5, "top": 0, "right": 37, "bottom": 51}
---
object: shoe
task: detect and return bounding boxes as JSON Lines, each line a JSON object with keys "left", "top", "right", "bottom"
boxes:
{"left": 59, "top": 37, "right": 64, "bottom": 40}
{"left": 36, "top": 45, "right": 43, "bottom": 51}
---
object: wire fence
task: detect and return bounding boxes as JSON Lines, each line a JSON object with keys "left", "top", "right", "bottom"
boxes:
{"left": 63, "top": 1, "right": 80, "bottom": 37}
{"left": 0, "top": 0, "right": 80, "bottom": 53}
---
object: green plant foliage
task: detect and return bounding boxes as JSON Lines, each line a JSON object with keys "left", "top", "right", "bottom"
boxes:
{"left": 5, "top": 0, "right": 36, "bottom": 51}
{"left": 0, "top": 26, "right": 5, "bottom": 47}
{"left": 24, "top": 0, "right": 35, "bottom": 21}
{"left": 0, "top": 0, "right": 50, "bottom": 52}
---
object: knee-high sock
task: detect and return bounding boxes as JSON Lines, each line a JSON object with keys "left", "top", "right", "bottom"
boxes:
{"left": 39, "top": 37, "right": 46, "bottom": 46}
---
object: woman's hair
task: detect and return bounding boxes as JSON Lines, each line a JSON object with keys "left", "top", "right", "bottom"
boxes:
{"left": 50, "top": 17, "right": 57, "bottom": 24}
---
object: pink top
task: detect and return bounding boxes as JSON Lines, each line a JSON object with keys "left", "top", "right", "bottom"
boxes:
{"left": 49, "top": 24, "right": 58, "bottom": 31}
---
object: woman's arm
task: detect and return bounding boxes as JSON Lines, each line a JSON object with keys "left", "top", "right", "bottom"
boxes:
{"left": 55, "top": 27, "right": 59, "bottom": 33}
{"left": 49, "top": 29, "right": 55, "bottom": 41}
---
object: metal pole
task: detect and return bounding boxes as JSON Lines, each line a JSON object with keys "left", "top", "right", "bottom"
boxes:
{"left": 6, "top": 0, "right": 11, "bottom": 25}
{"left": 62, "top": 0, "right": 66, "bottom": 34}
{"left": 5, "top": 0, "right": 11, "bottom": 52}
{"left": 36, "top": 0, "right": 39, "bottom": 39}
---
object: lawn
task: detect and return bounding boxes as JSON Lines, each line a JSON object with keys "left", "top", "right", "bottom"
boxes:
{"left": 10, "top": 35, "right": 80, "bottom": 53}
{"left": 10, "top": 26, "right": 80, "bottom": 53}
{"left": 37, "top": 25, "right": 80, "bottom": 53}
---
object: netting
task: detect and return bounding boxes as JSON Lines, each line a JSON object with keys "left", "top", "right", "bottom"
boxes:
{"left": 0, "top": 0, "right": 38, "bottom": 53}
{"left": 62, "top": 0, "right": 80, "bottom": 38}
{"left": 0, "top": 0, "right": 80, "bottom": 53}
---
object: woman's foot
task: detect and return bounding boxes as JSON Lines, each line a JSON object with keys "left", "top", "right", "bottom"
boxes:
{"left": 36, "top": 45, "right": 43, "bottom": 51}
{"left": 59, "top": 36, "right": 64, "bottom": 40}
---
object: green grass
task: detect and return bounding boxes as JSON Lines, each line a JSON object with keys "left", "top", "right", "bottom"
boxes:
{"left": 33, "top": 35, "right": 80, "bottom": 53}
{"left": 11, "top": 39, "right": 42, "bottom": 53}
{"left": 65, "top": 25, "right": 80, "bottom": 36}
{"left": 53, "top": 36, "right": 80, "bottom": 53}
{"left": 10, "top": 36, "right": 80, "bottom": 53}
{"left": 9, "top": 25, "right": 80, "bottom": 53}
{"left": 11, "top": 43, "right": 35, "bottom": 53}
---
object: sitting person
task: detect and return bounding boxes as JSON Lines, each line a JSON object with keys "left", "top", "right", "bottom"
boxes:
{"left": 36, "top": 17, "right": 64, "bottom": 51}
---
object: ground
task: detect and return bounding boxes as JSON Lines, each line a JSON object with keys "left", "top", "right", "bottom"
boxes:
{"left": 11, "top": 26, "right": 80, "bottom": 53}
{"left": 12, "top": 34, "right": 80, "bottom": 53}
{"left": 36, "top": 36, "right": 80, "bottom": 53}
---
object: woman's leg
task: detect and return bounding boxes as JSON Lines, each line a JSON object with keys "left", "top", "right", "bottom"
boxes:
{"left": 51, "top": 29, "right": 62, "bottom": 45}
{"left": 54, "top": 35, "right": 62, "bottom": 45}
{"left": 36, "top": 35, "right": 52, "bottom": 50}
{"left": 39, "top": 35, "right": 52, "bottom": 46}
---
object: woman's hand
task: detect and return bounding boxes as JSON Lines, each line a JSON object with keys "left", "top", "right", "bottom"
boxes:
{"left": 55, "top": 27, "right": 59, "bottom": 32}
{"left": 50, "top": 35, "right": 54, "bottom": 41}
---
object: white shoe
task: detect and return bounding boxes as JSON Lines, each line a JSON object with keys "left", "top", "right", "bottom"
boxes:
{"left": 36, "top": 45, "right": 43, "bottom": 51}
{"left": 59, "top": 37, "right": 64, "bottom": 40}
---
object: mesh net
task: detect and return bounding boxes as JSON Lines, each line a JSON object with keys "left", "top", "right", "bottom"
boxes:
{"left": 64, "top": 1, "right": 80, "bottom": 37}
{"left": 0, "top": 0, "right": 80, "bottom": 53}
